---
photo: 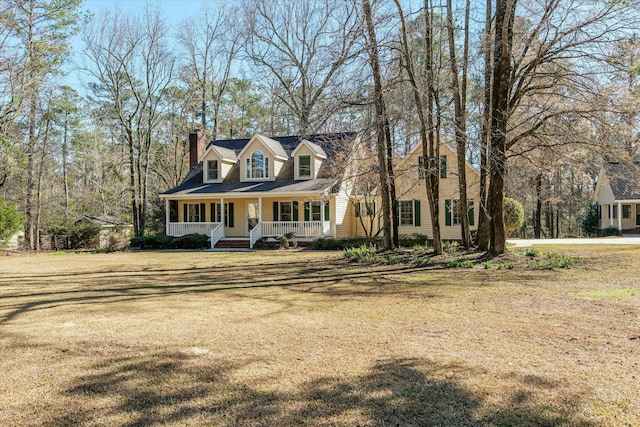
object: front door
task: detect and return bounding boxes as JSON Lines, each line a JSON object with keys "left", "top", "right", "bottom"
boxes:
{"left": 247, "top": 202, "right": 259, "bottom": 234}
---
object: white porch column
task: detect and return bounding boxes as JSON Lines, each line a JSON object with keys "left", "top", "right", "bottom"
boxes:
{"left": 258, "top": 196, "right": 263, "bottom": 222}
{"left": 320, "top": 198, "right": 325, "bottom": 237}
{"left": 618, "top": 202, "right": 622, "bottom": 231}
{"left": 165, "top": 199, "right": 170, "bottom": 235}
{"left": 610, "top": 204, "right": 614, "bottom": 227}
{"left": 221, "top": 197, "right": 225, "bottom": 228}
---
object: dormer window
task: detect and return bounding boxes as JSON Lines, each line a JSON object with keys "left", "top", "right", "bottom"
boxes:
{"left": 246, "top": 150, "right": 269, "bottom": 179}
{"left": 207, "top": 160, "right": 219, "bottom": 180}
{"left": 298, "top": 155, "right": 311, "bottom": 178}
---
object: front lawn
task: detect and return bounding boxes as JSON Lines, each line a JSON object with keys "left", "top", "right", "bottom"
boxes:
{"left": 0, "top": 246, "right": 638, "bottom": 426}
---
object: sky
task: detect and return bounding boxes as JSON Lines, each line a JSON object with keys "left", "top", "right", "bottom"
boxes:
{"left": 64, "top": 0, "right": 222, "bottom": 89}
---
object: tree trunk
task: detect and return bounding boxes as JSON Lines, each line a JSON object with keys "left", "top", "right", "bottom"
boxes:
{"left": 534, "top": 173, "right": 542, "bottom": 238}
{"left": 446, "top": 0, "right": 471, "bottom": 248}
{"left": 363, "top": 0, "right": 393, "bottom": 250}
{"left": 477, "top": 0, "right": 492, "bottom": 250}
{"left": 488, "top": 0, "right": 516, "bottom": 255}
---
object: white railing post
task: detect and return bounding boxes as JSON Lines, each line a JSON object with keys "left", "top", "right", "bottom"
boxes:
{"left": 210, "top": 222, "right": 224, "bottom": 248}
{"left": 250, "top": 222, "right": 263, "bottom": 248}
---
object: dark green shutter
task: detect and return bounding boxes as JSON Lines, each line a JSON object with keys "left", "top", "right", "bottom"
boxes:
{"left": 445, "top": 199, "right": 452, "bottom": 226}
{"left": 210, "top": 203, "right": 216, "bottom": 222}
{"left": 468, "top": 200, "right": 475, "bottom": 226}
{"left": 414, "top": 200, "right": 421, "bottom": 226}
{"left": 304, "top": 202, "right": 310, "bottom": 221}
{"left": 293, "top": 201, "right": 299, "bottom": 221}
{"left": 418, "top": 156, "right": 424, "bottom": 179}
{"left": 183, "top": 204, "right": 188, "bottom": 222}
{"left": 355, "top": 202, "right": 361, "bottom": 217}
{"left": 440, "top": 155, "right": 447, "bottom": 178}
{"left": 273, "top": 201, "right": 279, "bottom": 221}
{"left": 228, "top": 203, "right": 234, "bottom": 227}
{"left": 324, "top": 202, "right": 330, "bottom": 220}
{"left": 200, "top": 203, "right": 206, "bottom": 222}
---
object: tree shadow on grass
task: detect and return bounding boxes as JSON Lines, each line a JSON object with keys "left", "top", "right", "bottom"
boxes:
{"left": 46, "top": 352, "right": 594, "bottom": 427}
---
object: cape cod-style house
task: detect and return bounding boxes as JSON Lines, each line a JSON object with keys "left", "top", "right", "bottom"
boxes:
{"left": 160, "top": 130, "right": 480, "bottom": 248}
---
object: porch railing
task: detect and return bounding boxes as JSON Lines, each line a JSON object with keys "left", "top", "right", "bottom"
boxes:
{"left": 249, "top": 221, "right": 263, "bottom": 249}
{"left": 261, "top": 221, "right": 331, "bottom": 238}
{"left": 167, "top": 222, "right": 221, "bottom": 237}
{"left": 210, "top": 222, "right": 225, "bottom": 248}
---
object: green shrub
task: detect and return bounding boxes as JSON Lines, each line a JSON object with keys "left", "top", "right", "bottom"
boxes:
{"left": 398, "top": 233, "right": 429, "bottom": 247}
{"left": 382, "top": 254, "right": 406, "bottom": 264}
{"left": 172, "top": 233, "right": 209, "bottom": 249}
{"left": 602, "top": 226, "right": 621, "bottom": 237}
{"left": 504, "top": 197, "right": 525, "bottom": 236}
{"left": 445, "top": 259, "right": 474, "bottom": 268}
{"left": 0, "top": 197, "right": 24, "bottom": 246}
{"left": 343, "top": 244, "right": 379, "bottom": 262}
{"left": 413, "top": 256, "right": 434, "bottom": 266}
{"left": 483, "top": 261, "right": 493, "bottom": 269}
{"left": 130, "top": 234, "right": 175, "bottom": 249}
{"left": 524, "top": 248, "right": 541, "bottom": 257}
{"left": 68, "top": 223, "right": 102, "bottom": 249}
{"left": 312, "top": 237, "right": 380, "bottom": 250}
{"left": 497, "top": 262, "right": 515, "bottom": 270}
{"left": 581, "top": 203, "right": 599, "bottom": 237}
{"left": 443, "top": 241, "right": 459, "bottom": 254}
{"left": 412, "top": 243, "right": 430, "bottom": 252}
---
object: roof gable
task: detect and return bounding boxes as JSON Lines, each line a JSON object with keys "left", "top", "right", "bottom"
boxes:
{"left": 603, "top": 161, "right": 640, "bottom": 200}
{"left": 200, "top": 145, "right": 237, "bottom": 163}
{"left": 292, "top": 139, "right": 328, "bottom": 159}
{"left": 238, "top": 134, "right": 288, "bottom": 161}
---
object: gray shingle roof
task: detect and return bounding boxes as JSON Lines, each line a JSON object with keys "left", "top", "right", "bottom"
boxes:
{"left": 605, "top": 161, "right": 640, "bottom": 200}
{"left": 162, "top": 132, "right": 358, "bottom": 196}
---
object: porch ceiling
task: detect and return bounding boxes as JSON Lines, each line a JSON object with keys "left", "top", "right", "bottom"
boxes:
{"left": 160, "top": 178, "right": 335, "bottom": 198}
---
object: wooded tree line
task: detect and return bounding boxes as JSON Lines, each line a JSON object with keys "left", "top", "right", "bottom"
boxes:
{"left": 0, "top": 0, "right": 638, "bottom": 253}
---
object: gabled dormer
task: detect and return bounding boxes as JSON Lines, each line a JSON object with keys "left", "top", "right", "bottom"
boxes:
{"left": 201, "top": 144, "right": 237, "bottom": 183}
{"left": 238, "top": 134, "right": 288, "bottom": 182}
{"left": 292, "top": 139, "right": 327, "bottom": 180}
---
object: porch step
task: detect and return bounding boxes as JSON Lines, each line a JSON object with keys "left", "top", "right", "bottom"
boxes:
{"left": 214, "top": 238, "right": 251, "bottom": 249}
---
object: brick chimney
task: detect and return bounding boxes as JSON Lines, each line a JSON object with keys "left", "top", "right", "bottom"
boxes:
{"left": 189, "top": 130, "right": 206, "bottom": 168}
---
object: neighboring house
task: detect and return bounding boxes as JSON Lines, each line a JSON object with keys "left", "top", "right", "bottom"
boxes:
{"left": 73, "top": 215, "right": 134, "bottom": 249}
{"left": 160, "top": 131, "right": 480, "bottom": 248}
{"left": 594, "top": 161, "right": 640, "bottom": 234}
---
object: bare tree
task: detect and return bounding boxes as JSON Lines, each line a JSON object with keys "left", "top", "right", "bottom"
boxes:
{"left": 178, "top": 4, "right": 240, "bottom": 140}
{"left": 242, "top": 0, "right": 360, "bottom": 134}
{"left": 83, "top": 5, "right": 175, "bottom": 236}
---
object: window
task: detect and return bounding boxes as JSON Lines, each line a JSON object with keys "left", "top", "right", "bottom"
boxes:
{"left": 207, "top": 160, "right": 219, "bottom": 180}
{"left": 623, "top": 204, "right": 631, "bottom": 219}
{"left": 440, "top": 155, "right": 447, "bottom": 178}
{"left": 418, "top": 156, "right": 425, "bottom": 179}
{"left": 184, "top": 203, "right": 205, "bottom": 222}
{"left": 612, "top": 205, "right": 617, "bottom": 219}
{"left": 210, "top": 202, "right": 234, "bottom": 227}
{"left": 246, "top": 150, "right": 269, "bottom": 179}
{"left": 298, "top": 155, "right": 311, "bottom": 178}
{"left": 310, "top": 201, "right": 321, "bottom": 221}
{"left": 355, "top": 202, "right": 376, "bottom": 217}
{"left": 273, "top": 201, "right": 299, "bottom": 221}
{"left": 445, "top": 199, "right": 475, "bottom": 226}
{"left": 398, "top": 200, "right": 420, "bottom": 226}
{"left": 451, "top": 200, "right": 462, "bottom": 225}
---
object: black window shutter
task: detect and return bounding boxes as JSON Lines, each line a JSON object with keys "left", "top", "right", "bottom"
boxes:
{"left": 293, "top": 201, "right": 299, "bottom": 221}
{"left": 414, "top": 200, "right": 421, "bottom": 226}
{"left": 273, "top": 201, "right": 279, "bottom": 222}
{"left": 228, "top": 203, "right": 234, "bottom": 227}
{"left": 445, "top": 199, "right": 452, "bottom": 226}
{"left": 183, "top": 204, "right": 188, "bottom": 222}
{"left": 200, "top": 203, "right": 206, "bottom": 222}
{"left": 324, "top": 202, "right": 330, "bottom": 220}
{"left": 468, "top": 200, "right": 475, "bottom": 226}
{"left": 355, "top": 202, "right": 361, "bottom": 217}
{"left": 210, "top": 203, "right": 215, "bottom": 222}
{"left": 304, "top": 202, "right": 310, "bottom": 221}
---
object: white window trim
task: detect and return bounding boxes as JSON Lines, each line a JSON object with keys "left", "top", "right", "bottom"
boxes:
{"left": 298, "top": 154, "right": 312, "bottom": 179}
{"left": 399, "top": 200, "right": 414, "bottom": 226}
{"left": 245, "top": 150, "right": 270, "bottom": 180}
{"left": 206, "top": 159, "right": 219, "bottom": 182}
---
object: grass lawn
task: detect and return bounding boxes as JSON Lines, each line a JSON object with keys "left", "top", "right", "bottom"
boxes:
{"left": 0, "top": 246, "right": 638, "bottom": 426}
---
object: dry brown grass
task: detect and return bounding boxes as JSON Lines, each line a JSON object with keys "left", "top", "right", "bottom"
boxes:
{"left": 0, "top": 246, "right": 638, "bottom": 426}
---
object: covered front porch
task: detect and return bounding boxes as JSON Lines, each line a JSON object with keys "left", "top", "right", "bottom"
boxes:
{"left": 163, "top": 195, "right": 334, "bottom": 248}
{"left": 600, "top": 201, "right": 640, "bottom": 234}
